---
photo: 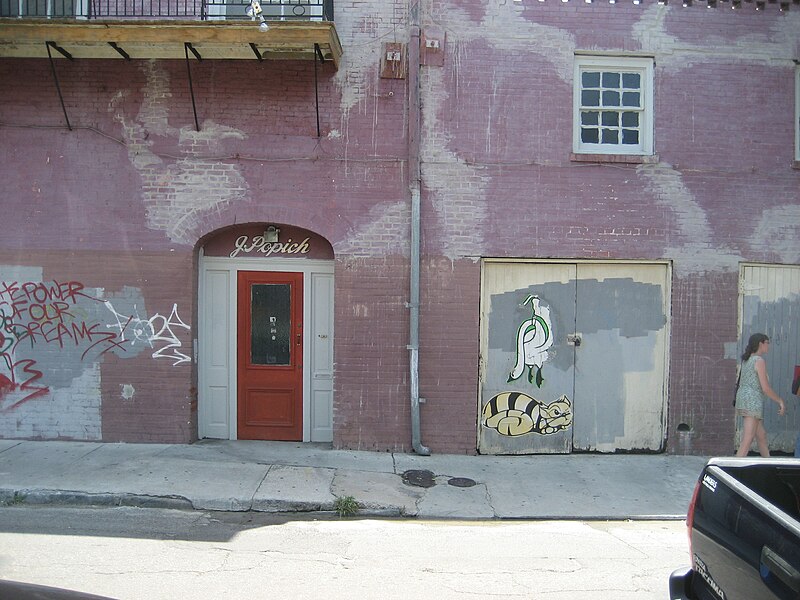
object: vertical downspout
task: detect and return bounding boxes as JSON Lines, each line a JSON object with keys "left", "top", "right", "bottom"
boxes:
{"left": 408, "top": 2, "right": 430, "bottom": 455}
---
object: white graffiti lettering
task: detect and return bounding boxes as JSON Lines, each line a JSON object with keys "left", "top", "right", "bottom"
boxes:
{"left": 105, "top": 302, "right": 190, "bottom": 366}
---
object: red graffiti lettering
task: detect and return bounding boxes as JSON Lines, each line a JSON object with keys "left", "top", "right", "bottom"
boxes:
{"left": 0, "top": 280, "right": 93, "bottom": 307}
{"left": 0, "top": 357, "right": 49, "bottom": 413}
{"left": 0, "top": 281, "right": 23, "bottom": 304}
{"left": 27, "top": 301, "right": 71, "bottom": 323}
{"left": 80, "top": 322, "right": 129, "bottom": 360}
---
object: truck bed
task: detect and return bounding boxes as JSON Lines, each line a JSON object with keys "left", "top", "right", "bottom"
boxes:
{"left": 671, "top": 458, "right": 800, "bottom": 600}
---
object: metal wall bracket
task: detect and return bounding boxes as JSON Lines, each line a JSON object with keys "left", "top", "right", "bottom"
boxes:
{"left": 46, "top": 41, "right": 72, "bottom": 60}
{"left": 314, "top": 43, "right": 321, "bottom": 137}
{"left": 184, "top": 42, "right": 202, "bottom": 61}
{"left": 45, "top": 41, "right": 71, "bottom": 130}
{"left": 108, "top": 42, "right": 130, "bottom": 60}
{"left": 184, "top": 43, "right": 201, "bottom": 131}
{"left": 249, "top": 43, "right": 263, "bottom": 61}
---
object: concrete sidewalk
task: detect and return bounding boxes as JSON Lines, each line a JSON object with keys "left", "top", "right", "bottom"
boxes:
{"left": 0, "top": 439, "right": 707, "bottom": 520}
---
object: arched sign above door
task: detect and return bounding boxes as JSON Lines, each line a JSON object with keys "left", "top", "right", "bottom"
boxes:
{"left": 203, "top": 224, "right": 334, "bottom": 260}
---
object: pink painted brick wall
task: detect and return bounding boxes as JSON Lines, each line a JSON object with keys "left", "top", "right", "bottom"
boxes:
{"left": 417, "top": 1, "right": 798, "bottom": 455}
{"left": 1, "top": 2, "right": 797, "bottom": 456}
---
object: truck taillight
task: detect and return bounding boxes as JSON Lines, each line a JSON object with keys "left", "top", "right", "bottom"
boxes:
{"left": 686, "top": 479, "right": 701, "bottom": 568}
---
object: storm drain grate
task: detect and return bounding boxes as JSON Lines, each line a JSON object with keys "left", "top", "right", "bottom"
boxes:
{"left": 447, "top": 477, "right": 477, "bottom": 488}
{"left": 402, "top": 469, "right": 436, "bottom": 488}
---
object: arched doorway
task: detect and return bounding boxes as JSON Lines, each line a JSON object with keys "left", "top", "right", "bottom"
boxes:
{"left": 197, "top": 224, "right": 334, "bottom": 442}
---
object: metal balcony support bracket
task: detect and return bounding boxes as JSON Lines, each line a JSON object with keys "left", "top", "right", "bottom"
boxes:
{"left": 185, "top": 42, "right": 202, "bottom": 61}
{"left": 46, "top": 40, "right": 72, "bottom": 60}
{"left": 314, "top": 43, "right": 324, "bottom": 137}
{"left": 249, "top": 43, "right": 263, "bottom": 61}
{"left": 184, "top": 42, "right": 201, "bottom": 132}
{"left": 108, "top": 42, "right": 130, "bottom": 60}
{"left": 45, "top": 41, "right": 72, "bottom": 131}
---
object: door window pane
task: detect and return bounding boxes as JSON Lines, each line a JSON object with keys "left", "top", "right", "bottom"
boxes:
{"left": 251, "top": 283, "right": 291, "bottom": 365}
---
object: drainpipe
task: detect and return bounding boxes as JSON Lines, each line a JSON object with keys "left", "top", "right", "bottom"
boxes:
{"left": 408, "top": 3, "right": 430, "bottom": 455}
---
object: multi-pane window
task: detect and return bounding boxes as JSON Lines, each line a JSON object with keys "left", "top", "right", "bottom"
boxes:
{"left": 573, "top": 56, "right": 654, "bottom": 156}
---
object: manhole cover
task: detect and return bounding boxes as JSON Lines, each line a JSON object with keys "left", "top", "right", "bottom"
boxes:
{"left": 447, "top": 477, "right": 476, "bottom": 488}
{"left": 402, "top": 469, "right": 436, "bottom": 488}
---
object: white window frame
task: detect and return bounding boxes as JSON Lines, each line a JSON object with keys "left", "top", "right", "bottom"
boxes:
{"left": 795, "top": 65, "right": 799, "bottom": 162}
{"left": 573, "top": 55, "right": 654, "bottom": 156}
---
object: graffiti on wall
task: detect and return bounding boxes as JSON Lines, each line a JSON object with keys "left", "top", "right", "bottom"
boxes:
{"left": 0, "top": 278, "right": 190, "bottom": 412}
{"left": 508, "top": 295, "right": 553, "bottom": 387}
{"left": 482, "top": 391, "right": 572, "bottom": 436}
{"left": 105, "top": 302, "right": 190, "bottom": 366}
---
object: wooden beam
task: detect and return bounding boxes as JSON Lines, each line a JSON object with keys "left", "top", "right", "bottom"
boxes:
{"left": 0, "top": 20, "right": 342, "bottom": 67}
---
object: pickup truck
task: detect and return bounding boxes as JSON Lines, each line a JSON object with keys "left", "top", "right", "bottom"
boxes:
{"left": 670, "top": 457, "right": 800, "bottom": 600}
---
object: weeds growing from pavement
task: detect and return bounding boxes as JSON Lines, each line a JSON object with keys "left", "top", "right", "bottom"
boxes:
{"left": 334, "top": 495, "right": 359, "bottom": 517}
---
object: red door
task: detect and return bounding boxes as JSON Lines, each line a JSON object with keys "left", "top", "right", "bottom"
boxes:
{"left": 237, "top": 271, "right": 303, "bottom": 441}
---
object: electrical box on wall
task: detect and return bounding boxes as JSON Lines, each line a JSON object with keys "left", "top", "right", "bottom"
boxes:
{"left": 380, "top": 42, "right": 407, "bottom": 79}
{"left": 421, "top": 27, "right": 445, "bottom": 67}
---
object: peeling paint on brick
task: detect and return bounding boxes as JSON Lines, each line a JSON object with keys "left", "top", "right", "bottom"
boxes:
{"left": 110, "top": 61, "right": 249, "bottom": 245}
{"left": 633, "top": 5, "right": 800, "bottom": 71}
{"left": 421, "top": 68, "right": 489, "bottom": 259}
{"left": 638, "top": 163, "right": 739, "bottom": 275}
{"left": 426, "top": 3, "right": 576, "bottom": 82}
{"left": 334, "top": 3, "right": 408, "bottom": 117}
{"left": 333, "top": 201, "right": 410, "bottom": 257}
{"left": 751, "top": 206, "right": 800, "bottom": 263}
{"left": 120, "top": 384, "right": 135, "bottom": 401}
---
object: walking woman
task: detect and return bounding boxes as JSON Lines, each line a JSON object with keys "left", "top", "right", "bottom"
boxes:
{"left": 735, "top": 333, "right": 786, "bottom": 457}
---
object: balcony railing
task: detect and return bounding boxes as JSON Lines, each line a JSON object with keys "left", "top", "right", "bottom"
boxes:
{"left": 0, "top": 0, "right": 333, "bottom": 20}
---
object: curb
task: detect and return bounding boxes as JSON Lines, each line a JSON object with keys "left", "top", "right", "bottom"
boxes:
{"left": 0, "top": 489, "right": 405, "bottom": 517}
{"left": 0, "top": 489, "right": 193, "bottom": 511}
{"left": 0, "top": 489, "right": 689, "bottom": 520}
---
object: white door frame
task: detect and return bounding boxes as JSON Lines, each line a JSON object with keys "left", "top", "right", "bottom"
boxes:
{"left": 198, "top": 252, "right": 334, "bottom": 441}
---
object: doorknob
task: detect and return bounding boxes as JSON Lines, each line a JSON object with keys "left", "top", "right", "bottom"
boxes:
{"left": 567, "top": 334, "right": 582, "bottom": 347}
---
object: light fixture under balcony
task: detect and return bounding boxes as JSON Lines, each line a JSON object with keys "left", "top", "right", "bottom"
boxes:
{"left": 247, "top": 0, "right": 270, "bottom": 32}
{"left": 263, "top": 225, "right": 280, "bottom": 243}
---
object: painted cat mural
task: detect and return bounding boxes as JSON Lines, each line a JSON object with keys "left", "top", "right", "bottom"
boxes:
{"left": 482, "top": 391, "right": 572, "bottom": 436}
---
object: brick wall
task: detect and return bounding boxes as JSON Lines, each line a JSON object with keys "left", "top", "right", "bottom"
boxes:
{"left": 333, "top": 256, "right": 411, "bottom": 451}
{"left": 416, "top": 1, "right": 798, "bottom": 455}
{"left": 1, "top": 1, "right": 797, "bottom": 454}
{"left": 0, "top": 33, "right": 410, "bottom": 443}
{"left": 419, "top": 258, "right": 482, "bottom": 454}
